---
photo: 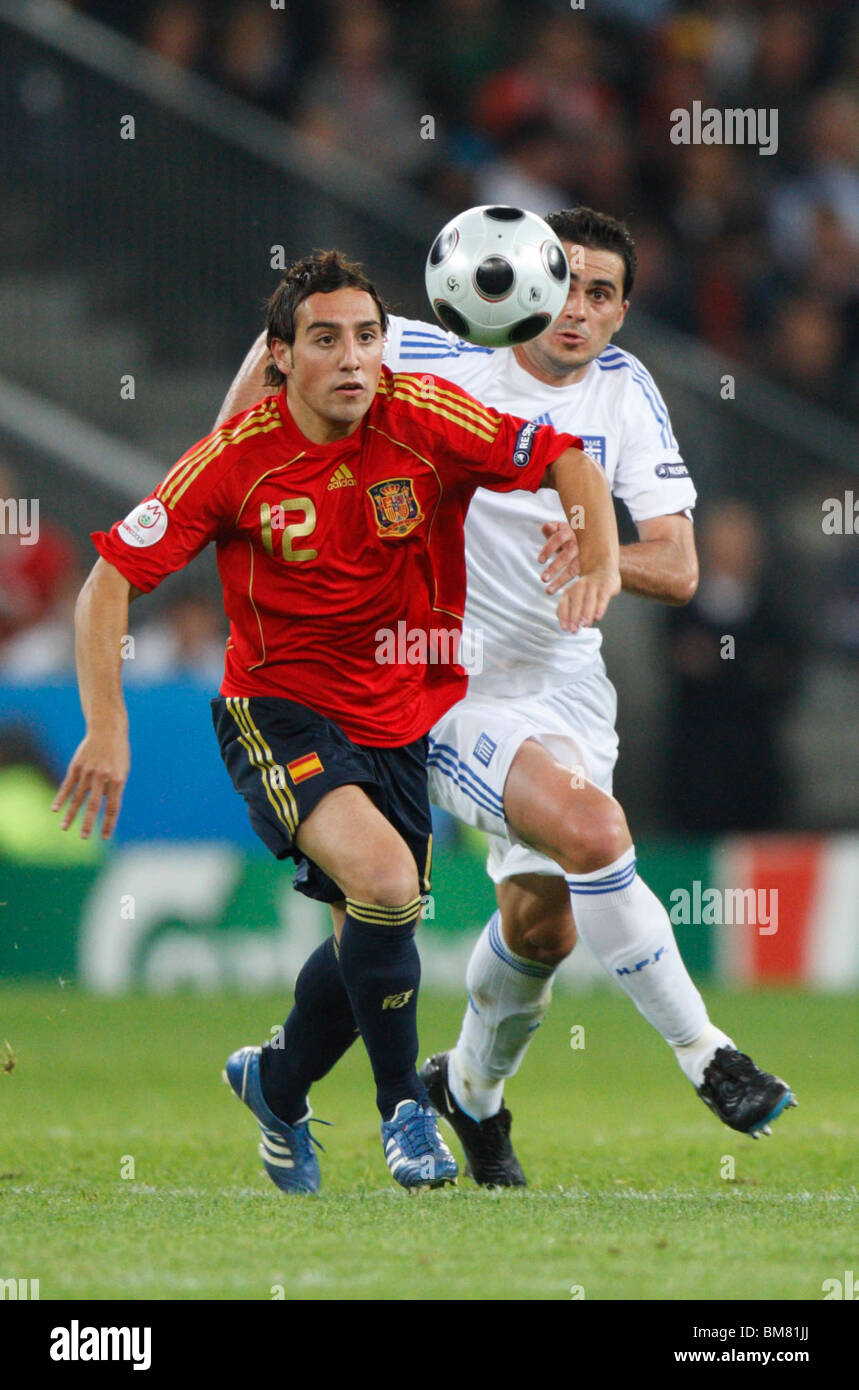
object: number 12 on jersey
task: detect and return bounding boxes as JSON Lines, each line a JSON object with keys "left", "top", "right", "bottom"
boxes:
{"left": 261, "top": 498, "right": 318, "bottom": 563}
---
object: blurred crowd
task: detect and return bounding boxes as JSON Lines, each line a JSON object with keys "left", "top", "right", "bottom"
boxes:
{"left": 4, "top": 0, "right": 859, "bottom": 836}
{"left": 69, "top": 0, "right": 859, "bottom": 421}
{"left": 0, "top": 465, "right": 227, "bottom": 687}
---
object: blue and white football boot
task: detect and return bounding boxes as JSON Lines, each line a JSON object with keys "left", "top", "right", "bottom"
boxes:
{"left": 381, "top": 1098, "right": 458, "bottom": 1191}
{"left": 223, "top": 1045, "right": 324, "bottom": 1194}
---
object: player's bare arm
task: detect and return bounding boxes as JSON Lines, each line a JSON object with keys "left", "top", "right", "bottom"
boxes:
{"left": 214, "top": 329, "right": 270, "bottom": 426}
{"left": 543, "top": 446, "right": 620, "bottom": 631}
{"left": 52, "top": 558, "right": 140, "bottom": 840}
{"left": 539, "top": 511, "right": 698, "bottom": 605}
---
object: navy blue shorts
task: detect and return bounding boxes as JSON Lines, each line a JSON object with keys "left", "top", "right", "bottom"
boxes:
{"left": 211, "top": 695, "right": 432, "bottom": 905}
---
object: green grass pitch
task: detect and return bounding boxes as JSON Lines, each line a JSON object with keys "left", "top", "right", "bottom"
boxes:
{"left": 0, "top": 984, "right": 855, "bottom": 1301}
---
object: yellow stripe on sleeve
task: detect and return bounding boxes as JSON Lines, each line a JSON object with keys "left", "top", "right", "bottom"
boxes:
{"left": 391, "top": 383, "right": 499, "bottom": 445}
{"left": 392, "top": 373, "right": 501, "bottom": 436}
{"left": 157, "top": 403, "right": 283, "bottom": 509}
{"left": 158, "top": 400, "right": 275, "bottom": 500}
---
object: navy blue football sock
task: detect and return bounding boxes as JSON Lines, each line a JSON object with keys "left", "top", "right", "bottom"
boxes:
{"left": 338, "top": 897, "right": 427, "bottom": 1121}
{"left": 259, "top": 934, "right": 359, "bottom": 1126}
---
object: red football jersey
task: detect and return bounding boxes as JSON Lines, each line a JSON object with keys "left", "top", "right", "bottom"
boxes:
{"left": 93, "top": 367, "right": 581, "bottom": 744}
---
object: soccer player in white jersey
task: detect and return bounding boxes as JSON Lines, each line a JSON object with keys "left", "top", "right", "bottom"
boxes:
{"left": 217, "top": 208, "right": 795, "bottom": 1185}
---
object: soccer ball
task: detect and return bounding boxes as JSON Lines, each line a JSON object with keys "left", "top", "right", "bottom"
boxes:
{"left": 424, "top": 205, "right": 570, "bottom": 348}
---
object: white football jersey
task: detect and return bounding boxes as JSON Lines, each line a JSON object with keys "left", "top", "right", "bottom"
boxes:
{"left": 383, "top": 315, "right": 697, "bottom": 697}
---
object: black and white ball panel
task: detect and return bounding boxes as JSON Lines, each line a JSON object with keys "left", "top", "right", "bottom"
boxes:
{"left": 474, "top": 255, "right": 516, "bottom": 300}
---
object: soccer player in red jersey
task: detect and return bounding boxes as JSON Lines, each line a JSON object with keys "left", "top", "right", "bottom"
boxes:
{"left": 53, "top": 251, "right": 620, "bottom": 1192}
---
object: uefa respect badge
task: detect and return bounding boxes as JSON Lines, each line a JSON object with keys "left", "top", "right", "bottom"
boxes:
{"left": 118, "top": 498, "right": 168, "bottom": 547}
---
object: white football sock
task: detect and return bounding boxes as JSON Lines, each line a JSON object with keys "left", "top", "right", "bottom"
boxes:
{"left": 449, "top": 910, "right": 555, "bottom": 1121}
{"left": 566, "top": 848, "right": 715, "bottom": 1062}
{"left": 673, "top": 1022, "right": 736, "bottom": 1088}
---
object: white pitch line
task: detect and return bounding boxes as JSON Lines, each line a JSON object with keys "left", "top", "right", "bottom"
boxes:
{"left": 3, "top": 1185, "right": 855, "bottom": 1203}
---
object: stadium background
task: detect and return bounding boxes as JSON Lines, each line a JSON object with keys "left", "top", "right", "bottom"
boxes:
{"left": 0, "top": 0, "right": 858, "bottom": 1308}
{"left": 1, "top": 0, "right": 857, "bottom": 993}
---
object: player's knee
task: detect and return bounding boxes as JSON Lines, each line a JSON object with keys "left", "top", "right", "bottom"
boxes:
{"left": 354, "top": 856, "right": 420, "bottom": 910}
{"left": 499, "top": 894, "right": 576, "bottom": 965}
{"left": 560, "top": 795, "right": 631, "bottom": 874}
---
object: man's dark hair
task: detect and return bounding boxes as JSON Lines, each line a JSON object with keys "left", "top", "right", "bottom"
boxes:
{"left": 264, "top": 249, "right": 389, "bottom": 387}
{"left": 545, "top": 207, "right": 637, "bottom": 299}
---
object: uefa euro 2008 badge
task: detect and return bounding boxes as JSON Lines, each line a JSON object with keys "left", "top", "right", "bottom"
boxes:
{"left": 118, "top": 498, "right": 168, "bottom": 547}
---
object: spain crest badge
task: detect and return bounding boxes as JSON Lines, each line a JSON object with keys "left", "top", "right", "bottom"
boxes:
{"left": 367, "top": 478, "right": 424, "bottom": 538}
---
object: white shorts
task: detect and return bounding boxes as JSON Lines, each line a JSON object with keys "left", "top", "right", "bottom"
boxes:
{"left": 427, "top": 666, "right": 619, "bottom": 884}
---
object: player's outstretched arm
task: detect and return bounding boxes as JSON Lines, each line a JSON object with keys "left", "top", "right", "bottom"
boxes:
{"left": 543, "top": 447, "right": 620, "bottom": 633}
{"left": 538, "top": 512, "right": 698, "bottom": 605}
{"left": 615, "top": 512, "right": 698, "bottom": 604}
{"left": 52, "top": 559, "right": 139, "bottom": 840}
{"left": 214, "top": 330, "right": 270, "bottom": 427}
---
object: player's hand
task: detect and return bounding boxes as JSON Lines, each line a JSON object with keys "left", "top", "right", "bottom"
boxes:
{"left": 556, "top": 563, "right": 621, "bottom": 633}
{"left": 539, "top": 520, "right": 581, "bottom": 594}
{"left": 52, "top": 727, "right": 130, "bottom": 840}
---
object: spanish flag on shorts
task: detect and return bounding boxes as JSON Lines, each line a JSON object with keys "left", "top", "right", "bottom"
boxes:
{"left": 286, "top": 752, "right": 324, "bottom": 784}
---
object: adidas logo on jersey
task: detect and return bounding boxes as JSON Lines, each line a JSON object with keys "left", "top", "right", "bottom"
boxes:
{"left": 327, "top": 464, "right": 356, "bottom": 490}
